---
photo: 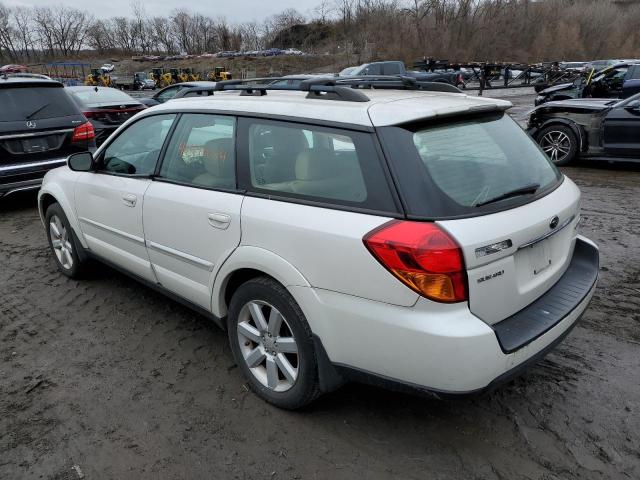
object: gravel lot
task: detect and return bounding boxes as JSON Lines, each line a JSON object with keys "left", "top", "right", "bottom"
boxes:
{"left": 1, "top": 91, "right": 639, "bottom": 479}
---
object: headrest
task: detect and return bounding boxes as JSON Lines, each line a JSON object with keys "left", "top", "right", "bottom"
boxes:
{"left": 203, "top": 138, "right": 234, "bottom": 176}
{"left": 295, "top": 148, "right": 338, "bottom": 181}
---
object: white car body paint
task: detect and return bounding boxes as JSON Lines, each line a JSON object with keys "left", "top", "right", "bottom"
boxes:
{"left": 38, "top": 88, "right": 598, "bottom": 395}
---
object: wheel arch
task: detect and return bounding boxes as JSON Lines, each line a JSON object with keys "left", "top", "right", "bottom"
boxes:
{"left": 212, "top": 246, "right": 311, "bottom": 319}
{"left": 37, "top": 184, "right": 87, "bottom": 248}
{"left": 538, "top": 118, "right": 587, "bottom": 152}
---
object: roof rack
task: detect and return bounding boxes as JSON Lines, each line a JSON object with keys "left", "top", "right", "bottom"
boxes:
{"left": 172, "top": 75, "right": 463, "bottom": 103}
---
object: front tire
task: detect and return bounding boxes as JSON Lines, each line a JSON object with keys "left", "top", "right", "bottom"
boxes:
{"left": 227, "top": 277, "right": 320, "bottom": 409}
{"left": 537, "top": 124, "right": 578, "bottom": 166}
{"left": 45, "top": 203, "right": 89, "bottom": 278}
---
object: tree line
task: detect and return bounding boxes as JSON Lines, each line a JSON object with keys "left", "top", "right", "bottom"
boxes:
{"left": 1, "top": 0, "right": 639, "bottom": 65}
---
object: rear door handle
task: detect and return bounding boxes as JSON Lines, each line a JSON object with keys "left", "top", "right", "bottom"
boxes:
{"left": 122, "top": 193, "right": 137, "bottom": 207}
{"left": 208, "top": 213, "right": 231, "bottom": 230}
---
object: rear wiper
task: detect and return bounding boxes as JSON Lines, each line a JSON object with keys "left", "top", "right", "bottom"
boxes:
{"left": 25, "top": 103, "right": 50, "bottom": 120}
{"left": 474, "top": 183, "right": 540, "bottom": 207}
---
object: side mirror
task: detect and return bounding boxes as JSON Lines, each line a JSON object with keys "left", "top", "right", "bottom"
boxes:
{"left": 68, "top": 151, "right": 94, "bottom": 172}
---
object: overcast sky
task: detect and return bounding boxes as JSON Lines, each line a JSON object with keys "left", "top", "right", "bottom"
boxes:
{"left": 3, "top": 0, "right": 323, "bottom": 22}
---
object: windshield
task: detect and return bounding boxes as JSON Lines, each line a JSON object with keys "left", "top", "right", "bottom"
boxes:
{"left": 0, "top": 86, "right": 79, "bottom": 121}
{"left": 379, "top": 113, "right": 562, "bottom": 218}
{"left": 339, "top": 67, "right": 356, "bottom": 76}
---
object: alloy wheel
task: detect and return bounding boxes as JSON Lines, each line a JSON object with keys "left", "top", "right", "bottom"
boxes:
{"left": 236, "top": 300, "right": 299, "bottom": 392}
{"left": 540, "top": 130, "right": 571, "bottom": 163}
{"left": 49, "top": 215, "right": 74, "bottom": 270}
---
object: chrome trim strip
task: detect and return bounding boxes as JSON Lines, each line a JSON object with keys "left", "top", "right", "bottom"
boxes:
{"left": 146, "top": 240, "right": 214, "bottom": 271}
{"left": 0, "top": 158, "right": 67, "bottom": 172}
{"left": 78, "top": 217, "right": 145, "bottom": 245}
{"left": 0, "top": 184, "right": 41, "bottom": 197}
{"left": 518, "top": 215, "right": 575, "bottom": 250}
{"left": 0, "top": 128, "right": 74, "bottom": 140}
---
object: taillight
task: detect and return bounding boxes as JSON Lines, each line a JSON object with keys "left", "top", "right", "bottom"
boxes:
{"left": 72, "top": 121, "right": 95, "bottom": 142}
{"left": 363, "top": 220, "right": 468, "bottom": 303}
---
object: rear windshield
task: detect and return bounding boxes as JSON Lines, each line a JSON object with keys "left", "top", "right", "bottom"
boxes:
{"left": 69, "top": 88, "right": 136, "bottom": 107}
{"left": 0, "top": 86, "right": 79, "bottom": 121}
{"left": 379, "top": 113, "right": 562, "bottom": 219}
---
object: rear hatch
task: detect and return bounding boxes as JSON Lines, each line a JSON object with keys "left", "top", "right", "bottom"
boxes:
{"left": 0, "top": 82, "right": 90, "bottom": 169}
{"left": 83, "top": 103, "right": 144, "bottom": 126}
{"left": 67, "top": 87, "right": 145, "bottom": 144}
{"left": 378, "top": 111, "right": 580, "bottom": 323}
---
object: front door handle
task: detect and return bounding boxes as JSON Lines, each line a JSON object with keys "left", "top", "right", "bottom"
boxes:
{"left": 122, "top": 193, "right": 137, "bottom": 207}
{"left": 208, "top": 213, "right": 231, "bottom": 230}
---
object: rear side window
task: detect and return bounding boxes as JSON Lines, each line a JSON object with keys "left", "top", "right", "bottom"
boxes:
{"left": 239, "top": 119, "right": 397, "bottom": 213}
{"left": 159, "top": 113, "right": 236, "bottom": 189}
{"left": 383, "top": 63, "right": 402, "bottom": 75}
{"left": 0, "top": 86, "right": 79, "bottom": 121}
{"left": 379, "top": 113, "right": 562, "bottom": 219}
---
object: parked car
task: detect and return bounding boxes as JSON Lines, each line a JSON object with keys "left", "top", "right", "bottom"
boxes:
{"left": 528, "top": 93, "right": 640, "bottom": 165}
{"left": 65, "top": 86, "right": 146, "bottom": 146}
{"left": 0, "top": 77, "right": 95, "bottom": 198}
{"left": 535, "top": 62, "right": 640, "bottom": 105}
{"left": 113, "top": 72, "right": 156, "bottom": 91}
{"left": 139, "top": 81, "right": 218, "bottom": 107}
{"left": 100, "top": 64, "right": 115, "bottom": 73}
{"left": 560, "top": 61, "right": 588, "bottom": 72}
{"left": 38, "top": 80, "right": 598, "bottom": 409}
{"left": 583, "top": 59, "right": 620, "bottom": 72}
{"left": 0, "top": 64, "right": 28, "bottom": 74}
{"left": 345, "top": 61, "right": 462, "bottom": 85}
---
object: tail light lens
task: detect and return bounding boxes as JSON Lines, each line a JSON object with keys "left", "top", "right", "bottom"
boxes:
{"left": 72, "top": 121, "right": 95, "bottom": 142}
{"left": 363, "top": 220, "right": 468, "bottom": 303}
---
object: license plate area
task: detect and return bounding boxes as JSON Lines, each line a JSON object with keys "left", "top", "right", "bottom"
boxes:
{"left": 528, "top": 238, "right": 552, "bottom": 275}
{"left": 22, "top": 137, "right": 50, "bottom": 153}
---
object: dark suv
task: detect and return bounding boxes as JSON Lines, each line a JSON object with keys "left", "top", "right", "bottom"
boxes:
{"left": 0, "top": 77, "right": 96, "bottom": 198}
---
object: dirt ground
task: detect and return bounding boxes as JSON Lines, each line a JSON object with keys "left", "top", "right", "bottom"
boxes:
{"left": 1, "top": 98, "right": 640, "bottom": 479}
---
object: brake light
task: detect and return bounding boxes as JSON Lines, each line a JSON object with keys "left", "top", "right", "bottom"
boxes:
{"left": 72, "top": 121, "right": 95, "bottom": 142}
{"left": 363, "top": 220, "right": 468, "bottom": 303}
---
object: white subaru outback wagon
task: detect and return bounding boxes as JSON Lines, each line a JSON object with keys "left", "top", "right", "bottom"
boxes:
{"left": 38, "top": 78, "right": 599, "bottom": 409}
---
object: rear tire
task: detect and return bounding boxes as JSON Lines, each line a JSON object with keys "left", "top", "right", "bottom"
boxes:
{"left": 227, "top": 276, "right": 320, "bottom": 409}
{"left": 537, "top": 124, "right": 578, "bottom": 166}
{"left": 45, "top": 203, "right": 90, "bottom": 278}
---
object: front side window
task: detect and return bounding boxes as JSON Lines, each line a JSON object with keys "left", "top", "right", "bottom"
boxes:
{"left": 379, "top": 113, "right": 562, "bottom": 218}
{"left": 100, "top": 114, "right": 176, "bottom": 175}
{"left": 159, "top": 114, "right": 236, "bottom": 189}
{"left": 243, "top": 119, "right": 396, "bottom": 212}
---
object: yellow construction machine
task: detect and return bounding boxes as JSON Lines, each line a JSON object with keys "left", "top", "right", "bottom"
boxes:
{"left": 183, "top": 68, "right": 202, "bottom": 81}
{"left": 151, "top": 68, "right": 174, "bottom": 88}
{"left": 85, "top": 68, "right": 112, "bottom": 87}
{"left": 207, "top": 66, "right": 232, "bottom": 82}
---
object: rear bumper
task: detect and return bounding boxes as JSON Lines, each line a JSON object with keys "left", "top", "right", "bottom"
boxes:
{"left": 292, "top": 236, "right": 598, "bottom": 395}
{"left": 493, "top": 237, "right": 599, "bottom": 353}
{"left": 0, "top": 158, "right": 67, "bottom": 197}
